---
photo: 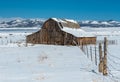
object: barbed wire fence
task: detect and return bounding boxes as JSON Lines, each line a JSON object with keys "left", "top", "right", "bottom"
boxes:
{"left": 78, "top": 37, "right": 120, "bottom": 82}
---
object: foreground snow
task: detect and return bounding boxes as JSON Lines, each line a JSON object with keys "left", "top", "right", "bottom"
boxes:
{"left": 0, "top": 45, "right": 102, "bottom": 82}
{"left": 0, "top": 27, "right": 120, "bottom": 82}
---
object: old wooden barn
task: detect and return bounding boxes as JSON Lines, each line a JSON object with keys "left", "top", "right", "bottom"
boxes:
{"left": 26, "top": 18, "right": 96, "bottom": 45}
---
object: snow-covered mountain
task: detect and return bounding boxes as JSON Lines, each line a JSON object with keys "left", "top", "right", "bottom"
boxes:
{"left": 0, "top": 18, "right": 45, "bottom": 28}
{"left": 0, "top": 18, "right": 120, "bottom": 28}
{"left": 79, "top": 20, "right": 120, "bottom": 27}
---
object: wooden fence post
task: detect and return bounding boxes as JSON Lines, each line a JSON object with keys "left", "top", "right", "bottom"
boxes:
{"left": 81, "top": 42, "right": 84, "bottom": 51}
{"left": 86, "top": 45, "right": 89, "bottom": 58}
{"left": 95, "top": 45, "right": 97, "bottom": 65}
{"left": 103, "top": 37, "right": 108, "bottom": 76}
{"left": 25, "top": 39, "right": 28, "bottom": 47}
{"left": 84, "top": 44, "right": 87, "bottom": 55}
{"left": 99, "top": 43, "right": 103, "bottom": 73}
{"left": 90, "top": 46, "right": 92, "bottom": 61}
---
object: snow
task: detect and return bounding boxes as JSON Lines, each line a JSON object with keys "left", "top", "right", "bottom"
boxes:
{"left": 0, "top": 23, "right": 9, "bottom": 28}
{"left": 90, "top": 21, "right": 111, "bottom": 25}
{"left": 62, "top": 27, "right": 95, "bottom": 37}
{"left": 81, "top": 20, "right": 90, "bottom": 24}
{"left": 101, "top": 21, "right": 111, "bottom": 25}
{"left": 109, "top": 20, "right": 119, "bottom": 23}
{"left": 52, "top": 18, "right": 78, "bottom": 24}
{"left": 0, "top": 28, "right": 40, "bottom": 33}
{"left": 52, "top": 18, "right": 67, "bottom": 23}
{"left": 13, "top": 19, "right": 22, "bottom": 23}
{"left": 91, "top": 21, "right": 99, "bottom": 24}
{"left": 0, "top": 27, "right": 120, "bottom": 82}
{"left": 0, "top": 17, "right": 23, "bottom": 22}
{"left": 0, "top": 27, "right": 39, "bottom": 30}
{"left": 0, "top": 44, "right": 110, "bottom": 82}
{"left": 64, "top": 19, "right": 78, "bottom": 24}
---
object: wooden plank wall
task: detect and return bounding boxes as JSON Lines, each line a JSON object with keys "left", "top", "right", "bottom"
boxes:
{"left": 77, "top": 37, "right": 96, "bottom": 45}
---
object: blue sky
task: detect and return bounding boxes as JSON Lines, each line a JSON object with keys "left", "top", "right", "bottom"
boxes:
{"left": 0, "top": 0, "right": 120, "bottom": 20}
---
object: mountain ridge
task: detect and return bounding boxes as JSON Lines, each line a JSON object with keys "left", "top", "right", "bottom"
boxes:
{"left": 0, "top": 18, "right": 120, "bottom": 28}
{"left": 79, "top": 20, "right": 120, "bottom": 27}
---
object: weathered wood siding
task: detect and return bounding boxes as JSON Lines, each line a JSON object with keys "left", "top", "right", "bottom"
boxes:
{"left": 77, "top": 37, "right": 96, "bottom": 45}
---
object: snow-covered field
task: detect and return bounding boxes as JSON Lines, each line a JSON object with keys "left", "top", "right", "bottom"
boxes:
{"left": 0, "top": 27, "right": 120, "bottom": 82}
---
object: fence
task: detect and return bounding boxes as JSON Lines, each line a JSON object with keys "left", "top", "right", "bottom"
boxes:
{"left": 78, "top": 37, "right": 120, "bottom": 82}
{"left": 78, "top": 37, "right": 108, "bottom": 76}
{"left": 96, "top": 40, "right": 117, "bottom": 45}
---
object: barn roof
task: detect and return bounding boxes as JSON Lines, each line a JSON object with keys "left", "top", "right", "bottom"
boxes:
{"left": 51, "top": 18, "right": 95, "bottom": 37}
{"left": 52, "top": 18, "right": 79, "bottom": 29}
{"left": 52, "top": 18, "right": 78, "bottom": 24}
